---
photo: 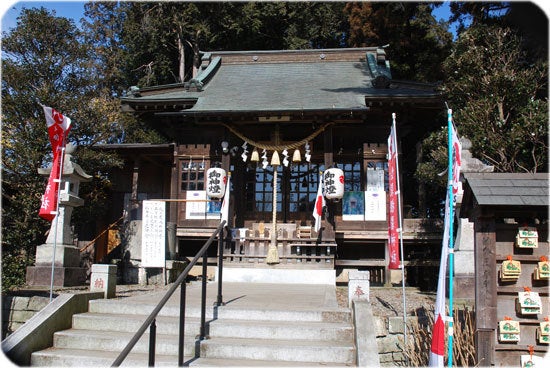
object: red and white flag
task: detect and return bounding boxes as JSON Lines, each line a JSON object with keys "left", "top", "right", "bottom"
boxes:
{"left": 451, "top": 125, "right": 462, "bottom": 195}
{"left": 220, "top": 173, "right": 230, "bottom": 227}
{"left": 313, "top": 174, "right": 325, "bottom": 233}
{"left": 429, "top": 123, "right": 462, "bottom": 367}
{"left": 387, "top": 124, "right": 400, "bottom": 269}
{"left": 39, "top": 106, "right": 71, "bottom": 221}
{"left": 43, "top": 105, "right": 71, "bottom": 157}
{"left": 429, "top": 193, "right": 450, "bottom": 367}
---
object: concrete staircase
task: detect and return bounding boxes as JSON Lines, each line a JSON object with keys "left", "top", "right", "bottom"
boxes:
{"left": 30, "top": 282, "right": 356, "bottom": 366}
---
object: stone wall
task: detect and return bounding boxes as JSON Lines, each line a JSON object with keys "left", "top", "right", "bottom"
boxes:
{"left": 2, "top": 294, "right": 49, "bottom": 339}
{"left": 374, "top": 315, "right": 418, "bottom": 366}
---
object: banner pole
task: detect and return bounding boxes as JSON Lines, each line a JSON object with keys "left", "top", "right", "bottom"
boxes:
{"left": 392, "top": 113, "right": 407, "bottom": 360}
{"left": 446, "top": 109, "right": 455, "bottom": 367}
{"left": 49, "top": 143, "right": 66, "bottom": 302}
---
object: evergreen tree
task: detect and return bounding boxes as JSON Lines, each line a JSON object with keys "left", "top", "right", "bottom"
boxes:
{"left": 416, "top": 15, "right": 548, "bottom": 215}
{"left": 1, "top": 8, "right": 124, "bottom": 290}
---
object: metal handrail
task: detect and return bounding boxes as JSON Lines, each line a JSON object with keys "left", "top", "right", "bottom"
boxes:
{"left": 112, "top": 221, "right": 226, "bottom": 367}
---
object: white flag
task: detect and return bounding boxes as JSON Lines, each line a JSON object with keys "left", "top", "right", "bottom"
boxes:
{"left": 220, "top": 173, "right": 230, "bottom": 227}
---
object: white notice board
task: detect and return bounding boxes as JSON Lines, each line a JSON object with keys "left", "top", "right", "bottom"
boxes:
{"left": 141, "top": 200, "right": 166, "bottom": 268}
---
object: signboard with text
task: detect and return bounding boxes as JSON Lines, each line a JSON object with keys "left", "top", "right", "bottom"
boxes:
{"left": 141, "top": 200, "right": 166, "bottom": 268}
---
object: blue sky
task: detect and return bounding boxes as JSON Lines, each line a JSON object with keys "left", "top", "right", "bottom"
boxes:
{"left": 2, "top": 0, "right": 86, "bottom": 32}
{"left": 1, "top": 1, "right": 460, "bottom": 34}
{"left": 2, "top": 1, "right": 548, "bottom": 38}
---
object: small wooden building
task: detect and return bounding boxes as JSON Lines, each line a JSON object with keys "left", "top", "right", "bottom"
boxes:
{"left": 460, "top": 172, "right": 549, "bottom": 366}
{"left": 97, "top": 47, "right": 446, "bottom": 285}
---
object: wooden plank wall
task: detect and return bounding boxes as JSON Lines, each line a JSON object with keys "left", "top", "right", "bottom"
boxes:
{"left": 476, "top": 220, "right": 549, "bottom": 366}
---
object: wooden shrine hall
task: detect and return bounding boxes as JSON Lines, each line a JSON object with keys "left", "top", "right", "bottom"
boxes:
{"left": 96, "top": 47, "right": 446, "bottom": 285}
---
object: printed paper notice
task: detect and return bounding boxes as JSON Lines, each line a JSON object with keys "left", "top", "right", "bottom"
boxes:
{"left": 365, "top": 190, "right": 386, "bottom": 221}
{"left": 141, "top": 200, "right": 166, "bottom": 268}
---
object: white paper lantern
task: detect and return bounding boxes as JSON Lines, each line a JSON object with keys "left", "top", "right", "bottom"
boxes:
{"left": 206, "top": 168, "right": 227, "bottom": 198}
{"left": 324, "top": 168, "right": 344, "bottom": 200}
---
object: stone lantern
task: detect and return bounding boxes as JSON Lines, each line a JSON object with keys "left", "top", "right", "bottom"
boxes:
{"left": 26, "top": 143, "right": 92, "bottom": 287}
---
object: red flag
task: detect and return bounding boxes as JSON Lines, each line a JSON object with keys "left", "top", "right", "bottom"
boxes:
{"left": 313, "top": 174, "right": 325, "bottom": 233}
{"left": 39, "top": 106, "right": 71, "bottom": 221}
{"left": 39, "top": 153, "right": 62, "bottom": 221}
{"left": 387, "top": 125, "right": 400, "bottom": 269}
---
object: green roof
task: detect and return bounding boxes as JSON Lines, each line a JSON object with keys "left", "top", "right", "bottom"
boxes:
{"left": 121, "top": 48, "right": 441, "bottom": 115}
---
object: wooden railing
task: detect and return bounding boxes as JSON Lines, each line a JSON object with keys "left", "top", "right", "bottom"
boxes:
{"left": 224, "top": 232, "right": 336, "bottom": 267}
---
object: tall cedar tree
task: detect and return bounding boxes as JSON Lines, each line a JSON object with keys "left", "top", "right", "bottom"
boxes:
{"left": 344, "top": 2, "right": 453, "bottom": 82}
{"left": 99, "top": 2, "right": 349, "bottom": 87}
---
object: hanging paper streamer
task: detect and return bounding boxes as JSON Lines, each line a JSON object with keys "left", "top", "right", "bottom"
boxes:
{"left": 282, "top": 149, "right": 289, "bottom": 167}
{"left": 261, "top": 149, "right": 268, "bottom": 169}
{"left": 241, "top": 142, "right": 248, "bottom": 162}
{"left": 305, "top": 142, "right": 311, "bottom": 162}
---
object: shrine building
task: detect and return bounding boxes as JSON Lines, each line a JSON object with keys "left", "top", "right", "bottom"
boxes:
{"left": 95, "top": 47, "right": 446, "bottom": 286}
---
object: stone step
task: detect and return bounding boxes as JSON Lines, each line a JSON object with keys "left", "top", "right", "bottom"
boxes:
{"left": 218, "top": 306, "right": 352, "bottom": 323}
{"left": 208, "top": 318, "right": 354, "bottom": 341}
{"left": 51, "top": 329, "right": 197, "bottom": 356}
{"left": 72, "top": 312, "right": 201, "bottom": 335}
{"left": 189, "top": 357, "right": 353, "bottom": 366}
{"left": 74, "top": 312, "right": 353, "bottom": 342}
{"left": 31, "top": 347, "right": 189, "bottom": 367}
{"left": 89, "top": 298, "right": 351, "bottom": 323}
{"left": 200, "top": 337, "right": 356, "bottom": 364}
{"left": 29, "top": 282, "right": 356, "bottom": 367}
{"left": 31, "top": 348, "right": 352, "bottom": 367}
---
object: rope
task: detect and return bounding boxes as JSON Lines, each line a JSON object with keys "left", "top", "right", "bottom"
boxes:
{"left": 222, "top": 122, "right": 333, "bottom": 151}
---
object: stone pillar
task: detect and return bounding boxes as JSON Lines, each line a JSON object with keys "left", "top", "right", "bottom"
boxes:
{"left": 90, "top": 264, "right": 117, "bottom": 298}
{"left": 348, "top": 270, "right": 370, "bottom": 307}
{"left": 454, "top": 138, "right": 494, "bottom": 300}
{"left": 26, "top": 144, "right": 92, "bottom": 287}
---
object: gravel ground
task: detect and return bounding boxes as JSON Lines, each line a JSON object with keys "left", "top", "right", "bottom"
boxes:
{"left": 337, "top": 286, "right": 437, "bottom": 317}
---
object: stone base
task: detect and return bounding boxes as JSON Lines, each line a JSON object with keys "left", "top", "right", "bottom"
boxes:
{"left": 218, "top": 267, "right": 336, "bottom": 285}
{"left": 26, "top": 266, "right": 87, "bottom": 287}
{"left": 122, "top": 260, "right": 188, "bottom": 285}
{"left": 35, "top": 244, "right": 81, "bottom": 267}
{"left": 452, "top": 274, "right": 475, "bottom": 300}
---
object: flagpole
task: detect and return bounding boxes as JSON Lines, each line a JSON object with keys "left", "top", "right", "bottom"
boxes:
{"left": 392, "top": 113, "right": 408, "bottom": 359}
{"left": 49, "top": 142, "right": 66, "bottom": 302}
{"left": 446, "top": 109, "right": 455, "bottom": 367}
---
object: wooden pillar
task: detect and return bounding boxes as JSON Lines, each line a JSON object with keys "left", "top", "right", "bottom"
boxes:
{"left": 130, "top": 157, "right": 141, "bottom": 221}
{"left": 474, "top": 211, "right": 497, "bottom": 367}
{"left": 169, "top": 146, "right": 179, "bottom": 224}
{"left": 324, "top": 125, "right": 333, "bottom": 168}
{"left": 322, "top": 126, "right": 335, "bottom": 239}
